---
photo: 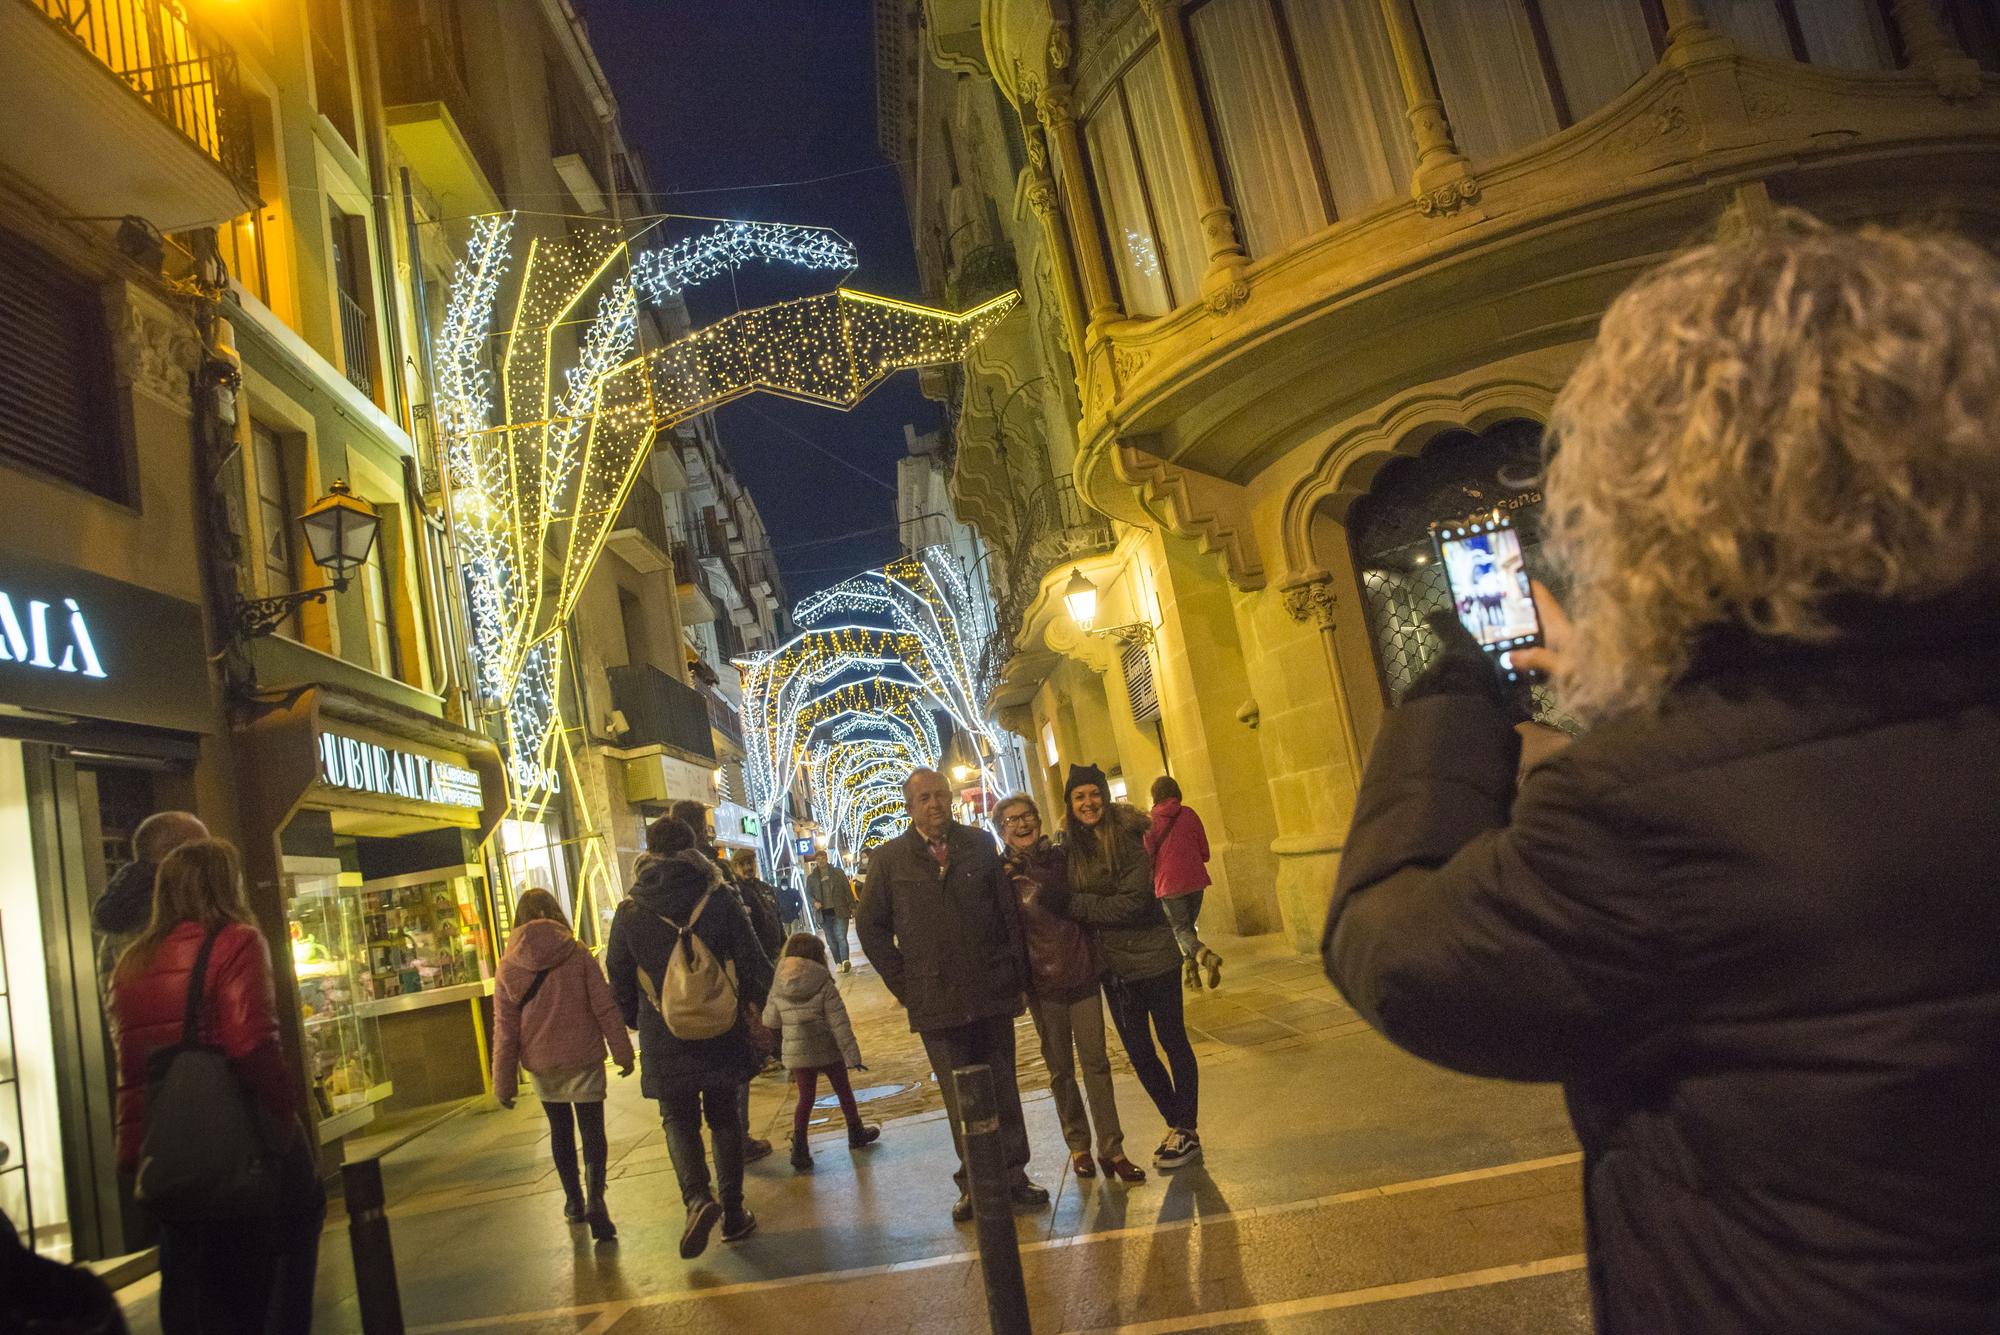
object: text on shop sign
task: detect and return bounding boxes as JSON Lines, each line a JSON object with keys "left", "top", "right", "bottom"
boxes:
{"left": 0, "top": 591, "right": 107, "bottom": 678}
{"left": 318, "top": 731, "right": 483, "bottom": 809}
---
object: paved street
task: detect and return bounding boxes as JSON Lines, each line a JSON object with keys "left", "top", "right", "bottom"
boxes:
{"left": 118, "top": 935, "right": 1589, "bottom": 1333}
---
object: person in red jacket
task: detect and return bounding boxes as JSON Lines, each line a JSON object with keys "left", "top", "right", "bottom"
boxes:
{"left": 108, "top": 838, "right": 322, "bottom": 1335}
{"left": 490, "top": 888, "right": 635, "bottom": 1241}
{"left": 1144, "top": 777, "right": 1221, "bottom": 990}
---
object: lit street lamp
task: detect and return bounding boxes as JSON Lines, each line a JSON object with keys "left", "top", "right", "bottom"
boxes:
{"left": 235, "top": 480, "right": 382, "bottom": 639}
{"left": 1062, "top": 566, "right": 1153, "bottom": 646}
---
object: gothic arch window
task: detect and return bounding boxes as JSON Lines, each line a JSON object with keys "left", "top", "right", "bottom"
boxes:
{"left": 1346, "top": 418, "right": 1571, "bottom": 726}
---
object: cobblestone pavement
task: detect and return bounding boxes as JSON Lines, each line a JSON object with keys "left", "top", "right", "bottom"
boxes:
{"left": 115, "top": 931, "right": 1586, "bottom": 1334}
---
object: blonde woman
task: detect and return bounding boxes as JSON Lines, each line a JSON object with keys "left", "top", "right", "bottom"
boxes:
{"left": 109, "top": 839, "right": 323, "bottom": 1334}
{"left": 1322, "top": 214, "right": 2000, "bottom": 1333}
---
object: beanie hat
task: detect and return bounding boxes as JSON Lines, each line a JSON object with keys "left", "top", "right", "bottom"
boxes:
{"left": 1064, "top": 763, "right": 1109, "bottom": 802}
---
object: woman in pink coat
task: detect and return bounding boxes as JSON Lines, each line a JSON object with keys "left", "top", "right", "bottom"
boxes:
{"left": 1145, "top": 777, "right": 1222, "bottom": 990}
{"left": 491, "top": 889, "right": 634, "bottom": 1241}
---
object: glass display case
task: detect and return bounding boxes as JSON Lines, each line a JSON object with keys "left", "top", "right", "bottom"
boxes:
{"left": 353, "top": 870, "right": 493, "bottom": 1005}
{"left": 283, "top": 862, "right": 388, "bottom": 1124}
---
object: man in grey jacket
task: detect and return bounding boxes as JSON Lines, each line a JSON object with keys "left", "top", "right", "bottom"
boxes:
{"left": 856, "top": 768, "right": 1047, "bottom": 1223}
{"left": 805, "top": 853, "right": 856, "bottom": 973}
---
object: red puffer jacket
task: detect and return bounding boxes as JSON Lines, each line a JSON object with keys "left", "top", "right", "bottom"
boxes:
{"left": 108, "top": 920, "right": 299, "bottom": 1170}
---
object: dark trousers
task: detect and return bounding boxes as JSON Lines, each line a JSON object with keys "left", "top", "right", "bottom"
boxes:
{"left": 157, "top": 1136, "right": 324, "bottom": 1335}
{"left": 819, "top": 913, "right": 851, "bottom": 966}
{"left": 1163, "top": 889, "right": 1207, "bottom": 959}
{"left": 659, "top": 1075, "right": 746, "bottom": 1212}
{"left": 1104, "top": 969, "right": 1200, "bottom": 1131}
{"left": 543, "top": 1099, "right": 607, "bottom": 1198}
{"left": 920, "top": 1013, "right": 1031, "bottom": 1189}
{"left": 792, "top": 1064, "right": 862, "bottom": 1144}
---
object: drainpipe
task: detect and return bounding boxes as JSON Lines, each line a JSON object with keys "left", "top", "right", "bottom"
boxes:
{"left": 353, "top": 0, "right": 411, "bottom": 429}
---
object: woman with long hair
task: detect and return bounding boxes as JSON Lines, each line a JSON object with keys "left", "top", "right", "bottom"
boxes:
{"left": 491, "top": 888, "right": 634, "bottom": 1241}
{"left": 995, "top": 793, "right": 1144, "bottom": 1183}
{"left": 109, "top": 838, "right": 323, "bottom": 1334}
{"left": 1324, "top": 213, "right": 2000, "bottom": 1332}
{"left": 1054, "top": 765, "right": 1202, "bottom": 1171}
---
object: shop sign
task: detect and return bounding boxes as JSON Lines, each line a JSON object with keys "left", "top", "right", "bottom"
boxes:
{"left": 740, "top": 814, "right": 760, "bottom": 835}
{"left": 0, "top": 550, "right": 211, "bottom": 733}
{"left": 318, "top": 730, "right": 484, "bottom": 810}
{"left": 794, "top": 837, "right": 815, "bottom": 858}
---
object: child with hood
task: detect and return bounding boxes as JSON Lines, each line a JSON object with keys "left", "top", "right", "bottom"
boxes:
{"left": 761, "top": 933, "right": 880, "bottom": 1172}
{"left": 492, "top": 889, "right": 634, "bottom": 1241}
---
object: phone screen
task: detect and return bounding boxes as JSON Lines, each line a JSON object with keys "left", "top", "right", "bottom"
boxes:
{"left": 1435, "top": 522, "right": 1541, "bottom": 668}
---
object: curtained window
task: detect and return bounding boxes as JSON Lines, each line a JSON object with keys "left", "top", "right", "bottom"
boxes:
{"left": 1414, "top": 0, "right": 1564, "bottom": 162}
{"left": 1703, "top": 0, "right": 1897, "bottom": 69}
{"left": 1084, "top": 48, "right": 1204, "bottom": 315}
{"left": 1190, "top": 0, "right": 1327, "bottom": 259}
{"left": 1536, "top": 0, "right": 1662, "bottom": 120}
{"left": 1282, "top": 0, "right": 1416, "bottom": 218}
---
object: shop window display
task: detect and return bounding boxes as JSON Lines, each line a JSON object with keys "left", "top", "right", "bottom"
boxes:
{"left": 354, "top": 874, "right": 491, "bottom": 1003}
{"left": 286, "top": 867, "right": 387, "bottom": 1120}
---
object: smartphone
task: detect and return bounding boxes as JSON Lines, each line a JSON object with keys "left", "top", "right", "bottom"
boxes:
{"left": 1430, "top": 510, "right": 1543, "bottom": 682}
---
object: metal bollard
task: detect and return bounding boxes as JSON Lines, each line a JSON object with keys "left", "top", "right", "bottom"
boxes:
{"left": 953, "top": 1063, "right": 1033, "bottom": 1335}
{"left": 342, "top": 1157, "right": 406, "bottom": 1335}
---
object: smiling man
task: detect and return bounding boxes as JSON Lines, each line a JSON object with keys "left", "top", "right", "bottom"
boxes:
{"left": 855, "top": 767, "right": 1047, "bottom": 1223}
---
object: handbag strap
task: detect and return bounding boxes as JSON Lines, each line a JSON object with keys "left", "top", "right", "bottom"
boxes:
{"left": 518, "top": 966, "right": 557, "bottom": 1009}
{"left": 181, "top": 923, "right": 227, "bottom": 1046}
{"left": 1157, "top": 805, "right": 1185, "bottom": 850}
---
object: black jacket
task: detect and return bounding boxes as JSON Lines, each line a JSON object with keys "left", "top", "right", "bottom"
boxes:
{"left": 1058, "top": 805, "right": 1180, "bottom": 983}
{"left": 606, "top": 851, "right": 773, "bottom": 1095}
{"left": 1323, "top": 630, "right": 2000, "bottom": 1334}
{"left": 855, "top": 821, "right": 1027, "bottom": 1033}
{"left": 733, "top": 875, "right": 786, "bottom": 960}
{"left": 92, "top": 860, "right": 157, "bottom": 981}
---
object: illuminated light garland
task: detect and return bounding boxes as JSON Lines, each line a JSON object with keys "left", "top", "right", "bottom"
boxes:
{"left": 627, "top": 221, "right": 855, "bottom": 304}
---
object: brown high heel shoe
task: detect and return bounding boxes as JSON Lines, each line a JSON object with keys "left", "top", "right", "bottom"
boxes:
{"left": 1071, "top": 1151, "right": 1096, "bottom": 1178}
{"left": 1098, "top": 1155, "right": 1147, "bottom": 1183}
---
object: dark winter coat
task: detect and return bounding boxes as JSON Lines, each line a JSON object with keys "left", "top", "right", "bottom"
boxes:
{"left": 733, "top": 875, "right": 787, "bottom": 960}
{"left": 1060, "top": 806, "right": 1180, "bottom": 983}
{"left": 1323, "top": 620, "right": 2000, "bottom": 1334}
{"left": 93, "top": 860, "right": 157, "bottom": 980}
{"left": 774, "top": 879, "right": 805, "bottom": 924}
{"left": 606, "top": 851, "right": 773, "bottom": 1097}
{"left": 856, "top": 821, "right": 1028, "bottom": 1034}
{"left": 760, "top": 957, "right": 862, "bottom": 1071}
{"left": 1004, "top": 839, "right": 1099, "bottom": 1003}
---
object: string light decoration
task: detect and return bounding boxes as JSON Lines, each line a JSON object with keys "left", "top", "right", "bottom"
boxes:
{"left": 627, "top": 220, "right": 855, "bottom": 304}
{"left": 431, "top": 211, "right": 1018, "bottom": 821}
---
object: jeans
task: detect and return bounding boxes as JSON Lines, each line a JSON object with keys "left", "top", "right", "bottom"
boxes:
{"left": 920, "top": 1013, "right": 1032, "bottom": 1189}
{"left": 1162, "top": 890, "right": 1207, "bottom": 960}
{"left": 543, "top": 1099, "right": 607, "bottom": 1198}
{"left": 819, "top": 913, "right": 851, "bottom": 966}
{"left": 1103, "top": 969, "right": 1200, "bottom": 1132}
{"left": 659, "top": 1075, "right": 746, "bottom": 1211}
{"left": 1028, "top": 991, "right": 1125, "bottom": 1159}
{"left": 157, "top": 1134, "right": 324, "bottom": 1335}
{"left": 792, "top": 1064, "right": 863, "bottom": 1143}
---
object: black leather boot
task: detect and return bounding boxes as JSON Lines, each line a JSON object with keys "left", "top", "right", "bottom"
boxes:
{"left": 553, "top": 1150, "right": 585, "bottom": 1222}
{"left": 584, "top": 1166, "right": 616, "bottom": 1242}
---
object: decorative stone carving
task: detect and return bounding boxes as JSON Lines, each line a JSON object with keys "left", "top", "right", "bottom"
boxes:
{"left": 1203, "top": 277, "right": 1250, "bottom": 316}
{"left": 1037, "top": 82, "right": 1076, "bottom": 128}
{"left": 1114, "top": 445, "right": 1267, "bottom": 590}
{"left": 117, "top": 292, "right": 200, "bottom": 414}
{"left": 1027, "top": 179, "right": 1060, "bottom": 218}
{"left": 1112, "top": 344, "right": 1150, "bottom": 378}
{"left": 1624, "top": 98, "right": 1691, "bottom": 151}
{"left": 1416, "top": 176, "right": 1482, "bottom": 218}
{"left": 1282, "top": 578, "right": 1338, "bottom": 631}
{"left": 1047, "top": 23, "right": 1072, "bottom": 74}
{"left": 1015, "top": 61, "right": 1041, "bottom": 112}
{"left": 1745, "top": 88, "right": 1793, "bottom": 122}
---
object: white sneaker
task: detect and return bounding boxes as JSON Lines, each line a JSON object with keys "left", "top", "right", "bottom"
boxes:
{"left": 1154, "top": 1129, "right": 1201, "bottom": 1170}
{"left": 839, "top": 961, "right": 852, "bottom": 974}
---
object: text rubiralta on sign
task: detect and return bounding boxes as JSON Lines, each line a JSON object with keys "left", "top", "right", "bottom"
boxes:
{"left": 317, "top": 730, "right": 484, "bottom": 810}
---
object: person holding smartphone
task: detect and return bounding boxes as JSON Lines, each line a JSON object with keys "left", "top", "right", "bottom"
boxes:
{"left": 1322, "top": 214, "right": 2000, "bottom": 1334}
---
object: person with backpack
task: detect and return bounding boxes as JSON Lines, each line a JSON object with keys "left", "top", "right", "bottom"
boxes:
{"left": 107, "top": 838, "right": 323, "bottom": 1334}
{"left": 491, "top": 888, "right": 635, "bottom": 1242}
{"left": 762, "top": 932, "right": 880, "bottom": 1172}
{"left": 606, "top": 816, "right": 773, "bottom": 1259}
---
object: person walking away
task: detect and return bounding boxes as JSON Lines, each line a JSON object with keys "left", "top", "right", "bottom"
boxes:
{"left": 762, "top": 932, "right": 880, "bottom": 1172}
{"left": 108, "top": 839, "right": 323, "bottom": 1334}
{"left": 857, "top": 769, "right": 1050, "bottom": 1223}
{"left": 491, "top": 889, "right": 635, "bottom": 1241}
{"left": 1057, "top": 765, "right": 1203, "bottom": 1171}
{"left": 1323, "top": 214, "right": 2000, "bottom": 1333}
{"left": 1144, "top": 778, "right": 1220, "bottom": 990}
{"left": 607, "top": 816, "right": 773, "bottom": 1259}
{"left": 805, "top": 853, "right": 856, "bottom": 973}
{"left": 727, "top": 850, "right": 787, "bottom": 962}
{"left": 92, "top": 811, "right": 208, "bottom": 986}
{"left": 996, "top": 794, "right": 1144, "bottom": 1184}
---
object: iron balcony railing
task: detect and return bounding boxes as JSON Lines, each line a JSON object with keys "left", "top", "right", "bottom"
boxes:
{"left": 703, "top": 686, "right": 743, "bottom": 751}
{"left": 374, "top": 18, "right": 504, "bottom": 192}
{"left": 28, "top": 0, "right": 257, "bottom": 196}
{"left": 614, "top": 477, "right": 673, "bottom": 555}
{"left": 336, "top": 288, "right": 374, "bottom": 400}
{"left": 977, "top": 475, "right": 1115, "bottom": 691}
{"left": 607, "top": 663, "right": 716, "bottom": 763}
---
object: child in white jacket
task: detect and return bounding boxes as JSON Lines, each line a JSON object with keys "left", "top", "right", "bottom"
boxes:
{"left": 761, "top": 933, "right": 881, "bottom": 1171}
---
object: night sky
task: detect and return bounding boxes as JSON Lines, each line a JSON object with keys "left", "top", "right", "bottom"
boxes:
{"left": 578, "top": 0, "right": 941, "bottom": 602}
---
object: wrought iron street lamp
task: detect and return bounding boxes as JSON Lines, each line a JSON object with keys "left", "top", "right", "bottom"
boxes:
{"left": 235, "top": 480, "right": 382, "bottom": 639}
{"left": 1061, "top": 567, "right": 1154, "bottom": 646}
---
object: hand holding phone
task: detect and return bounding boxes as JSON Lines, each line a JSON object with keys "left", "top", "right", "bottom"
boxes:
{"left": 1431, "top": 511, "right": 1544, "bottom": 683}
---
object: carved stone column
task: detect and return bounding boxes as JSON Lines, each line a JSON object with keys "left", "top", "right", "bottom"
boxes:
{"left": 1376, "top": 0, "right": 1479, "bottom": 214}
{"left": 1140, "top": 0, "right": 1250, "bottom": 313}
{"left": 1888, "top": 0, "right": 1983, "bottom": 98}
{"left": 1023, "top": 121, "right": 1090, "bottom": 371}
{"left": 1283, "top": 575, "right": 1367, "bottom": 791}
{"left": 1035, "top": 80, "right": 1123, "bottom": 331}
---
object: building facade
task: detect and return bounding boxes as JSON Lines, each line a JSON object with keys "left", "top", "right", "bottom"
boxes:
{"left": 885, "top": 0, "right": 2000, "bottom": 950}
